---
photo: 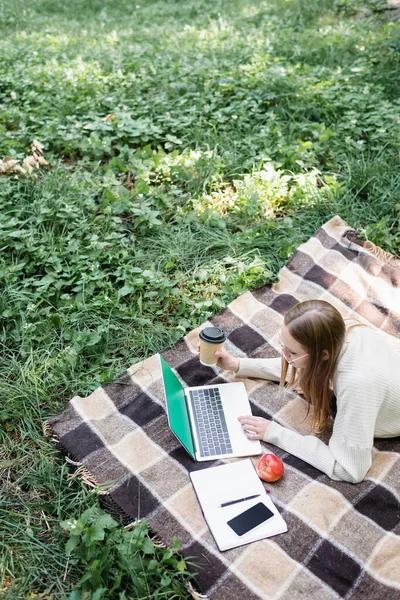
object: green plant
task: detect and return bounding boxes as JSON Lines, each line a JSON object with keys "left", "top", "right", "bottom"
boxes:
{"left": 60, "top": 506, "right": 196, "bottom": 599}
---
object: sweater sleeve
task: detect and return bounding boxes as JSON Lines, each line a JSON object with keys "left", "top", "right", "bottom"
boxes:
{"left": 263, "top": 423, "right": 372, "bottom": 483}
{"left": 236, "top": 357, "right": 283, "bottom": 382}
{"left": 264, "top": 372, "right": 381, "bottom": 483}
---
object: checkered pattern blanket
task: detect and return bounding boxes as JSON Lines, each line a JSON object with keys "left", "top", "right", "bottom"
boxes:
{"left": 46, "top": 216, "right": 400, "bottom": 600}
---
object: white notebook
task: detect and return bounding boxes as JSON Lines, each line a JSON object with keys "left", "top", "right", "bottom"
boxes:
{"left": 190, "top": 459, "right": 287, "bottom": 551}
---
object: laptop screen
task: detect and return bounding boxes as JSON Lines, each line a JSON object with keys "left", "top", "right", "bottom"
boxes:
{"left": 159, "top": 355, "right": 195, "bottom": 459}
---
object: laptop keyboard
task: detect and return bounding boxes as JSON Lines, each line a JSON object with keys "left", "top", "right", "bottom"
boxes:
{"left": 189, "top": 388, "right": 233, "bottom": 457}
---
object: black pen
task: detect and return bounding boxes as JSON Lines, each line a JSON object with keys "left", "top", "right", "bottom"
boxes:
{"left": 220, "top": 494, "right": 260, "bottom": 508}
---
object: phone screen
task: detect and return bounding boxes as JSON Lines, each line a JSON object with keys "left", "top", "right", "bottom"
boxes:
{"left": 227, "top": 502, "right": 274, "bottom": 536}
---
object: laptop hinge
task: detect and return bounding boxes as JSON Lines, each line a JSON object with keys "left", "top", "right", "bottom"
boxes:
{"left": 184, "top": 389, "right": 199, "bottom": 455}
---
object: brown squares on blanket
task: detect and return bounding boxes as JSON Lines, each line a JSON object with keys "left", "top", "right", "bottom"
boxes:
{"left": 111, "top": 429, "right": 164, "bottom": 474}
{"left": 332, "top": 242, "right": 359, "bottom": 262}
{"left": 350, "top": 572, "right": 400, "bottom": 600}
{"left": 358, "top": 275, "right": 396, "bottom": 315}
{"left": 374, "top": 436, "right": 400, "bottom": 454}
{"left": 110, "top": 474, "right": 159, "bottom": 519}
{"left": 167, "top": 483, "right": 208, "bottom": 536}
{"left": 248, "top": 340, "right": 279, "bottom": 359}
{"left": 48, "top": 401, "right": 86, "bottom": 437}
{"left": 143, "top": 415, "right": 180, "bottom": 454}
{"left": 315, "top": 226, "right": 359, "bottom": 262}
{"left": 234, "top": 539, "right": 299, "bottom": 597}
{"left": 251, "top": 285, "right": 280, "bottom": 306}
{"left": 82, "top": 446, "right": 130, "bottom": 486}
{"left": 148, "top": 507, "right": 194, "bottom": 547}
{"left": 119, "top": 390, "right": 164, "bottom": 427}
{"left": 365, "top": 449, "right": 398, "bottom": 482}
{"left": 147, "top": 376, "right": 167, "bottom": 405}
{"left": 328, "top": 279, "right": 359, "bottom": 309}
{"left": 313, "top": 226, "right": 348, "bottom": 256}
{"left": 226, "top": 291, "right": 266, "bottom": 322}
{"left": 314, "top": 225, "right": 339, "bottom": 250}
{"left": 280, "top": 568, "right": 338, "bottom": 600}
{"left": 286, "top": 249, "right": 315, "bottom": 278}
{"left": 88, "top": 412, "right": 136, "bottom": 445}
{"left": 72, "top": 389, "right": 116, "bottom": 421}
{"left": 210, "top": 307, "right": 248, "bottom": 335}
{"left": 267, "top": 292, "right": 299, "bottom": 315}
{"left": 328, "top": 478, "right": 372, "bottom": 504}
{"left": 382, "top": 313, "right": 400, "bottom": 339}
{"left": 289, "top": 482, "right": 349, "bottom": 535}
{"left": 275, "top": 397, "right": 312, "bottom": 435}
{"left": 304, "top": 264, "right": 337, "bottom": 290}
{"left": 61, "top": 422, "right": 104, "bottom": 461}
{"left": 367, "top": 535, "right": 400, "bottom": 589}
{"left": 248, "top": 382, "right": 290, "bottom": 416}
{"left": 169, "top": 445, "right": 220, "bottom": 472}
{"left": 161, "top": 340, "right": 196, "bottom": 368}
{"left": 356, "top": 251, "right": 385, "bottom": 278}
{"left": 128, "top": 354, "right": 161, "bottom": 388}
{"left": 248, "top": 310, "right": 282, "bottom": 346}
{"left": 354, "top": 484, "right": 400, "bottom": 531}
{"left": 380, "top": 455, "right": 400, "bottom": 497}
{"left": 176, "top": 356, "right": 216, "bottom": 387}
{"left": 356, "top": 300, "right": 388, "bottom": 329}
{"left": 331, "top": 509, "right": 384, "bottom": 563}
{"left": 248, "top": 399, "right": 273, "bottom": 420}
{"left": 309, "top": 237, "right": 351, "bottom": 278}
{"left": 264, "top": 469, "right": 310, "bottom": 506}
{"left": 141, "top": 457, "right": 189, "bottom": 501}
{"left": 211, "top": 572, "right": 262, "bottom": 600}
{"left": 228, "top": 325, "right": 266, "bottom": 354}
{"left": 306, "top": 538, "right": 362, "bottom": 597}
{"left": 181, "top": 540, "right": 228, "bottom": 593}
{"left": 380, "top": 262, "right": 400, "bottom": 288}
{"left": 273, "top": 510, "right": 321, "bottom": 563}
{"left": 202, "top": 528, "right": 244, "bottom": 563}
{"left": 101, "top": 372, "right": 142, "bottom": 410}
{"left": 283, "top": 454, "right": 325, "bottom": 480}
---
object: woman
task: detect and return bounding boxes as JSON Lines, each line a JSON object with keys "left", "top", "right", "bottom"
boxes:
{"left": 216, "top": 300, "right": 400, "bottom": 483}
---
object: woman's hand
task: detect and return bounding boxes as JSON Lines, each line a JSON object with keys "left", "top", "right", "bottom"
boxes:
{"left": 238, "top": 415, "right": 270, "bottom": 440}
{"left": 196, "top": 345, "right": 240, "bottom": 372}
{"left": 214, "top": 349, "right": 240, "bottom": 372}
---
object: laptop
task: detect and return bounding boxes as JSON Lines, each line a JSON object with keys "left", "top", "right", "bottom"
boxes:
{"left": 159, "top": 354, "right": 262, "bottom": 462}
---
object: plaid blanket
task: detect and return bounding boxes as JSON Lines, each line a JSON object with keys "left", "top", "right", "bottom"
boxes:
{"left": 46, "top": 216, "right": 400, "bottom": 600}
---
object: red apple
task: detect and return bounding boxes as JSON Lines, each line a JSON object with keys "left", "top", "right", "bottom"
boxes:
{"left": 257, "top": 453, "right": 284, "bottom": 482}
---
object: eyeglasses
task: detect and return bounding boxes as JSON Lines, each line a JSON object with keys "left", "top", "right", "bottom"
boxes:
{"left": 277, "top": 332, "right": 308, "bottom": 365}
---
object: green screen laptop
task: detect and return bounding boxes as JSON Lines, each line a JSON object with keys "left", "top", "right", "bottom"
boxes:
{"left": 159, "top": 354, "right": 261, "bottom": 462}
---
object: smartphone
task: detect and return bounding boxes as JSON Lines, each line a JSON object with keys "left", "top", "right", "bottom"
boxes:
{"left": 227, "top": 502, "right": 274, "bottom": 536}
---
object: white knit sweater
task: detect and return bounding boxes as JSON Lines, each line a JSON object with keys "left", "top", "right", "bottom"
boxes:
{"left": 236, "top": 327, "right": 400, "bottom": 483}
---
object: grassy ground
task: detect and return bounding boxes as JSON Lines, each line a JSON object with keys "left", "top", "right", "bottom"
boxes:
{"left": 1, "top": 0, "right": 399, "bottom": 597}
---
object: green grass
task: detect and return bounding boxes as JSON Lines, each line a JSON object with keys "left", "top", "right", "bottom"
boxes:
{"left": 1, "top": 0, "right": 399, "bottom": 597}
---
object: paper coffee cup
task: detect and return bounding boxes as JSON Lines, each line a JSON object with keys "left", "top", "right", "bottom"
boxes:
{"left": 199, "top": 327, "right": 226, "bottom": 366}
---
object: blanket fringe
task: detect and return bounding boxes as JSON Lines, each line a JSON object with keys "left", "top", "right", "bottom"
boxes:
{"left": 43, "top": 420, "right": 56, "bottom": 438}
{"left": 98, "top": 494, "right": 133, "bottom": 524}
{"left": 362, "top": 240, "right": 400, "bottom": 265}
{"left": 344, "top": 229, "right": 400, "bottom": 265}
{"left": 124, "top": 521, "right": 166, "bottom": 548}
{"left": 187, "top": 581, "right": 209, "bottom": 600}
{"left": 65, "top": 456, "right": 84, "bottom": 467}
{"left": 67, "top": 464, "right": 101, "bottom": 488}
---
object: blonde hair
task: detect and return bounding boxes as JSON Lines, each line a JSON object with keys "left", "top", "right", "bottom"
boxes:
{"left": 280, "top": 300, "right": 346, "bottom": 432}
